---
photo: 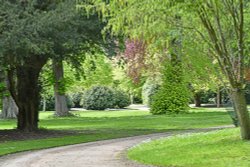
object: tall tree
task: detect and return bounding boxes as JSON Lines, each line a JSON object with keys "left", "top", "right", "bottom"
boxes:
{"left": 0, "top": 0, "right": 106, "bottom": 131}
{"left": 191, "top": 0, "right": 250, "bottom": 139}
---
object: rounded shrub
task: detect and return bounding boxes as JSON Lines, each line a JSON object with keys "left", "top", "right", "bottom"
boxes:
{"left": 81, "top": 86, "right": 115, "bottom": 110}
{"left": 81, "top": 86, "right": 130, "bottom": 110}
{"left": 113, "top": 89, "right": 130, "bottom": 108}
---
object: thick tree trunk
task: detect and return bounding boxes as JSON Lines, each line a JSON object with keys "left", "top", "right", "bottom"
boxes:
{"left": 194, "top": 92, "right": 202, "bottom": 107}
{"left": 15, "top": 66, "right": 42, "bottom": 131}
{"left": 53, "top": 60, "right": 70, "bottom": 117}
{"left": 8, "top": 56, "right": 48, "bottom": 132}
{"left": 2, "top": 96, "right": 18, "bottom": 119}
{"left": 232, "top": 90, "right": 250, "bottom": 140}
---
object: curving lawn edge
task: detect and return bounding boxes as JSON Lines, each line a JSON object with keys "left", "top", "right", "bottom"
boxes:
{"left": 0, "top": 129, "right": 167, "bottom": 157}
{"left": 128, "top": 128, "right": 250, "bottom": 167}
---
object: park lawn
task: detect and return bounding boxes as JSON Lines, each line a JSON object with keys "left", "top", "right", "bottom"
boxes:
{"left": 128, "top": 128, "right": 250, "bottom": 167}
{"left": 0, "top": 108, "right": 232, "bottom": 156}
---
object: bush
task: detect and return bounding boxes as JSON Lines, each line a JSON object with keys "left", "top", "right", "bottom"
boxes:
{"left": 66, "top": 95, "right": 73, "bottom": 109}
{"left": 150, "top": 62, "right": 190, "bottom": 114}
{"left": 142, "top": 80, "right": 160, "bottom": 106}
{"left": 81, "top": 86, "right": 130, "bottom": 110}
{"left": 39, "top": 95, "right": 55, "bottom": 111}
{"left": 69, "top": 92, "right": 84, "bottom": 108}
{"left": 81, "top": 86, "right": 115, "bottom": 110}
{"left": 133, "top": 96, "right": 143, "bottom": 104}
{"left": 113, "top": 89, "right": 130, "bottom": 108}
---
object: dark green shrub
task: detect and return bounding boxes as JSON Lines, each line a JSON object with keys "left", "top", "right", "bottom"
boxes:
{"left": 81, "top": 86, "right": 115, "bottom": 110}
{"left": 0, "top": 99, "right": 2, "bottom": 109}
{"left": 40, "top": 95, "right": 55, "bottom": 111}
{"left": 150, "top": 62, "right": 190, "bottom": 114}
{"left": 200, "top": 90, "right": 216, "bottom": 104}
{"left": 133, "top": 96, "right": 143, "bottom": 104}
{"left": 113, "top": 89, "right": 130, "bottom": 108}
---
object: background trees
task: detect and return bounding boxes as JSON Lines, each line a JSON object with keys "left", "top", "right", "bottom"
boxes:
{"left": 85, "top": 0, "right": 250, "bottom": 139}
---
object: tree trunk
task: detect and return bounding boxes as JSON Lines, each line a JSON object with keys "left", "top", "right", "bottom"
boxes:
{"left": 8, "top": 56, "right": 48, "bottom": 132}
{"left": 216, "top": 88, "right": 222, "bottom": 108}
{"left": 1, "top": 70, "right": 18, "bottom": 119}
{"left": 15, "top": 66, "right": 42, "bottom": 131}
{"left": 231, "top": 90, "right": 250, "bottom": 140}
{"left": 194, "top": 92, "right": 202, "bottom": 107}
{"left": 2, "top": 95, "right": 18, "bottom": 119}
{"left": 42, "top": 97, "right": 46, "bottom": 112}
{"left": 53, "top": 60, "right": 70, "bottom": 117}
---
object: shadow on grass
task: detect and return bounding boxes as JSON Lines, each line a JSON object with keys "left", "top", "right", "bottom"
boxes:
{"left": 0, "top": 127, "right": 193, "bottom": 143}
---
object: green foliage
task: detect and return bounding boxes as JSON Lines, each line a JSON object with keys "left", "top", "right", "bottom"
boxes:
{"left": 80, "top": 54, "right": 114, "bottom": 88}
{"left": 69, "top": 92, "right": 84, "bottom": 108}
{"left": 151, "top": 62, "right": 190, "bottom": 114}
{"left": 0, "top": 82, "right": 5, "bottom": 98}
{"left": 142, "top": 79, "right": 160, "bottom": 106}
{"left": 199, "top": 90, "right": 217, "bottom": 104}
{"left": 40, "top": 96, "right": 55, "bottom": 111}
{"left": 112, "top": 61, "right": 144, "bottom": 104}
{"left": 81, "top": 86, "right": 115, "bottom": 110}
{"left": 81, "top": 86, "right": 130, "bottom": 110}
{"left": 0, "top": 98, "right": 2, "bottom": 109}
{"left": 113, "top": 89, "right": 130, "bottom": 108}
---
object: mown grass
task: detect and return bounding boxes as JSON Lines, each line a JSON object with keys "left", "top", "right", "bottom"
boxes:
{"left": 128, "top": 128, "right": 250, "bottom": 167}
{"left": 1, "top": 109, "right": 231, "bottom": 130}
{"left": 0, "top": 108, "right": 232, "bottom": 156}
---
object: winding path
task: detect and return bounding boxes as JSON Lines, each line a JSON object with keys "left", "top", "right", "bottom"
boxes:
{"left": 0, "top": 126, "right": 232, "bottom": 167}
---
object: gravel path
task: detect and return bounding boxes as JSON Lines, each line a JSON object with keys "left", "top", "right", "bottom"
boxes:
{"left": 0, "top": 126, "right": 232, "bottom": 167}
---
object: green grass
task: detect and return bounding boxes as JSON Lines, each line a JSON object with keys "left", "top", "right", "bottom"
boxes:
{"left": 0, "top": 108, "right": 232, "bottom": 156}
{"left": 0, "top": 129, "right": 153, "bottom": 156}
{"left": 128, "top": 128, "right": 250, "bottom": 167}
{"left": 1, "top": 109, "right": 232, "bottom": 130}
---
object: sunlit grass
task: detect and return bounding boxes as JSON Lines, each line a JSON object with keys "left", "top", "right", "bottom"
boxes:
{"left": 128, "top": 128, "right": 250, "bottom": 167}
{"left": 0, "top": 109, "right": 232, "bottom": 130}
